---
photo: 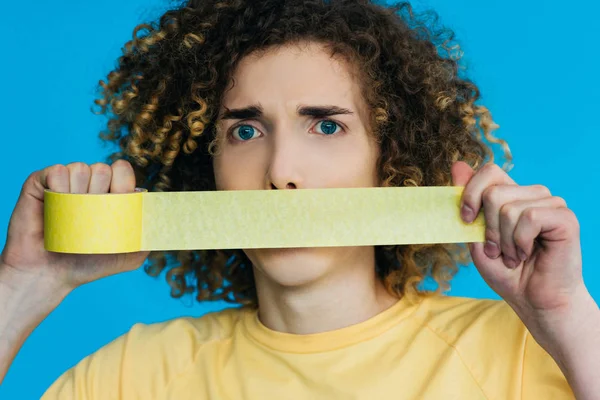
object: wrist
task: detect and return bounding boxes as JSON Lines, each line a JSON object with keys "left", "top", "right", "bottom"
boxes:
{"left": 0, "top": 263, "right": 70, "bottom": 385}
{"left": 0, "top": 262, "right": 71, "bottom": 319}
{"left": 528, "top": 284, "right": 600, "bottom": 373}
{"left": 532, "top": 287, "right": 600, "bottom": 400}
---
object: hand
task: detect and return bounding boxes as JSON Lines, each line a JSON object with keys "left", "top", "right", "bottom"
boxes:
{"left": 451, "top": 161, "right": 585, "bottom": 326}
{"left": 0, "top": 160, "right": 150, "bottom": 293}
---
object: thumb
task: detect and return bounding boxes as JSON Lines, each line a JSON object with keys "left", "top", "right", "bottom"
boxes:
{"left": 451, "top": 161, "right": 475, "bottom": 187}
{"left": 9, "top": 166, "right": 67, "bottom": 239}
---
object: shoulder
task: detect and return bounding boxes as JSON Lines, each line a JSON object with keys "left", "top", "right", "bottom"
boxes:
{"left": 121, "top": 305, "right": 246, "bottom": 365}
{"left": 410, "top": 294, "right": 574, "bottom": 398}
{"left": 126, "top": 305, "right": 246, "bottom": 351}
{"left": 41, "top": 306, "right": 249, "bottom": 400}
{"left": 412, "top": 294, "right": 524, "bottom": 342}
{"left": 411, "top": 294, "right": 531, "bottom": 371}
{"left": 411, "top": 294, "right": 527, "bottom": 374}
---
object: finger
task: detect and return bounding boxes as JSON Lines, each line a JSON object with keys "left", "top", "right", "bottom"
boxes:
{"left": 513, "top": 206, "right": 578, "bottom": 263}
{"left": 110, "top": 160, "right": 136, "bottom": 194}
{"left": 499, "top": 196, "right": 567, "bottom": 268}
{"left": 88, "top": 163, "right": 113, "bottom": 194}
{"left": 19, "top": 165, "right": 69, "bottom": 214}
{"left": 42, "top": 164, "right": 70, "bottom": 194}
{"left": 451, "top": 161, "right": 475, "bottom": 186}
{"left": 481, "top": 184, "right": 553, "bottom": 260}
{"left": 468, "top": 241, "right": 523, "bottom": 295}
{"left": 8, "top": 165, "right": 69, "bottom": 238}
{"left": 66, "top": 162, "right": 91, "bottom": 194}
{"left": 461, "top": 163, "right": 516, "bottom": 223}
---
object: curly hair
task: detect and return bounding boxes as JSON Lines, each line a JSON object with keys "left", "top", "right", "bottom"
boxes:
{"left": 94, "top": 0, "right": 511, "bottom": 308}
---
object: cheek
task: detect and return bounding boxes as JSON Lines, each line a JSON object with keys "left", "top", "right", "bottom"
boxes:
{"left": 212, "top": 155, "right": 225, "bottom": 190}
{"left": 213, "top": 154, "right": 237, "bottom": 190}
{"left": 213, "top": 147, "right": 267, "bottom": 190}
{"left": 319, "top": 140, "right": 379, "bottom": 186}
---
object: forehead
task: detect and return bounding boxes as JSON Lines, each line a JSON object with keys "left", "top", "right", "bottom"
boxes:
{"left": 221, "top": 42, "right": 364, "bottom": 109}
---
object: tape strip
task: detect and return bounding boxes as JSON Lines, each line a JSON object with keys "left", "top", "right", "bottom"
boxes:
{"left": 43, "top": 187, "right": 485, "bottom": 254}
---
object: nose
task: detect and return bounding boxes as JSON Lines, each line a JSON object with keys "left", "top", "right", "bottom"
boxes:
{"left": 265, "top": 132, "right": 303, "bottom": 190}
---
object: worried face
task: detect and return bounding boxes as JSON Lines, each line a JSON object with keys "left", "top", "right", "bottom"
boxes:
{"left": 212, "top": 41, "right": 381, "bottom": 288}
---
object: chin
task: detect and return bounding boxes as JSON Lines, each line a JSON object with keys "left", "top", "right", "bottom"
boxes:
{"left": 244, "top": 247, "right": 340, "bottom": 288}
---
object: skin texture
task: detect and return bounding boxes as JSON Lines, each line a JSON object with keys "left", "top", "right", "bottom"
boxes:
{"left": 99, "top": 0, "right": 507, "bottom": 308}
{"left": 212, "top": 42, "right": 397, "bottom": 334}
{"left": 452, "top": 162, "right": 599, "bottom": 399}
{"left": 0, "top": 39, "right": 597, "bottom": 399}
{"left": 0, "top": 0, "right": 596, "bottom": 396}
{"left": 211, "top": 41, "right": 600, "bottom": 397}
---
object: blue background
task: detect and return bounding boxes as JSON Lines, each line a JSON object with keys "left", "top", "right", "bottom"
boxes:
{"left": 1, "top": 0, "right": 598, "bottom": 398}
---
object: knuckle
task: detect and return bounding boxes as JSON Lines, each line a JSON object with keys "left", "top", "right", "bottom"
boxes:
{"left": 564, "top": 208, "right": 580, "bottom": 231}
{"left": 111, "top": 160, "right": 134, "bottom": 178}
{"left": 522, "top": 207, "right": 537, "bottom": 223}
{"left": 68, "top": 162, "right": 90, "bottom": 175}
{"left": 499, "top": 203, "right": 518, "bottom": 222}
{"left": 49, "top": 163, "right": 67, "bottom": 174}
{"left": 482, "top": 185, "right": 501, "bottom": 206}
{"left": 25, "top": 171, "right": 39, "bottom": 188}
{"left": 112, "top": 159, "right": 132, "bottom": 170}
{"left": 91, "top": 162, "right": 112, "bottom": 176}
{"left": 533, "top": 184, "right": 551, "bottom": 197}
{"left": 482, "top": 162, "right": 498, "bottom": 172}
{"left": 48, "top": 164, "right": 68, "bottom": 181}
{"left": 552, "top": 196, "right": 567, "bottom": 208}
{"left": 41, "top": 164, "right": 69, "bottom": 191}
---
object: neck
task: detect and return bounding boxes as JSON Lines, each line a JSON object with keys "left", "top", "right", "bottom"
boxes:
{"left": 252, "top": 247, "right": 399, "bottom": 334}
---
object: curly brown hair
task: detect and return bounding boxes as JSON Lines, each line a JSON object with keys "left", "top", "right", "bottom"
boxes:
{"left": 94, "top": 0, "right": 511, "bottom": 308}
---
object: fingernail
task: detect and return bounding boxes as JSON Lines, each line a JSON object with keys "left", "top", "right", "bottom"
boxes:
{"left": 461, "top": 204, "right": 474, "bottom": 223}
{"left": 503, "top": 255, "right": 519, "bottom": 269}
{"left": 484, "top": 240, "right": 500, "bottom": 259}
{"left": 517, "top": 247, "right": 528, "bottom": 261}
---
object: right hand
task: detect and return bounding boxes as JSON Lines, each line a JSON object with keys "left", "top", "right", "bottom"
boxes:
{"left": 0, "top": 160, "right": 150, "bottom": 292}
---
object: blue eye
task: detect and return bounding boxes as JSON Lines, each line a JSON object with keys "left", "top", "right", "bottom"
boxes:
{"left": 315, "top": 120, "right": 341, "bottom": 135}
{"left": 232, "top": 124, "right": 258, "bottom": 141}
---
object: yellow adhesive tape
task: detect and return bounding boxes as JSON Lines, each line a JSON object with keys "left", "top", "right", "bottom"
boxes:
{"left": 43, "top": 187, "right": 485, "bottom": 254}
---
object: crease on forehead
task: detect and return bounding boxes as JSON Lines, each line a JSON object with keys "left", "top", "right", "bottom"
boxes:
{"left": 220, "top": 40, "right": 373, "bottom": 130}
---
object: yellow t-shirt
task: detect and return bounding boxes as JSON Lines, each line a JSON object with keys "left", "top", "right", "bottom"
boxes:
{"left": 41, "top": 294, "right": 574, "bottom": 399}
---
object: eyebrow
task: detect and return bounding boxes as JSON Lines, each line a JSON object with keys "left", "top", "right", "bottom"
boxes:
{"left": 219, "top": 104, "right": 354, "bottom": 120}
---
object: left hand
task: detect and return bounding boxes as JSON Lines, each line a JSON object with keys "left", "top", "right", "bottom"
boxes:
{"left": 451, "top": 161, "right": 585, "bottom": 329}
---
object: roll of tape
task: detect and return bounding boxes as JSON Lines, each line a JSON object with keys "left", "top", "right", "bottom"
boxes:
{"left": 43, "top": 186, "right": 485, "bottom": 254}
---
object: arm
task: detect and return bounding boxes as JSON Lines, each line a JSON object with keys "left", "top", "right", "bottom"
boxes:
{"left": 0, "top": 264, "right": 70, "bottom": 385}
{"left": 531, "top": 288, "right": 600, "bottom": 400}
{"left": 451, "top": 161, "right": 594, "bottom": 398}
